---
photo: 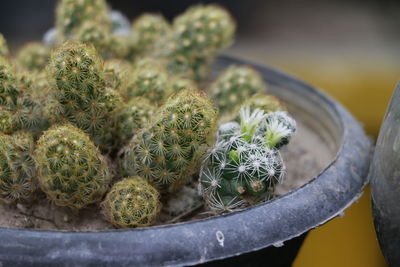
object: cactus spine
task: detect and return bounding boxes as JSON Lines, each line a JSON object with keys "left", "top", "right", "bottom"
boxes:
{"left": 121, "top": 89, "right": 217, "bottom": 192}
{"left": 35, "top": 124, "right": 111, "bottom": 209}
{"left": 101, "top": 177, "right": 161, "bottom": 228}
{"left": 0, "top": 131, "right": 37, "bottom": 201}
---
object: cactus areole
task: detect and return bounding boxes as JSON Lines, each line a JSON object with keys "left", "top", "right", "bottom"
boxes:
{"left": 0, "top": 56, "right": 371, "bottom": 266}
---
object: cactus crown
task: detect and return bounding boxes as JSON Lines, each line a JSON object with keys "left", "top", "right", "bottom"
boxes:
{"left": 239, "top": 106, "right": 266, "bottom": 142}
{"left": 121, "top": 89, "right": 217, "bottom": 192}
{"left": 56, "top": 0, "right": 110, "bottom": 40}
{"left": 16, "top": 42, "right": 50, "bottom": 72}
{"left": 132, "top": 13, "right": 171, "bottom": 55}
{"left": 0, "top": 34, "right": 9, "bottom": 57}
{"left": 35, "top": 124, "right": 111, "bottom": 209}
{"left": 101, "top": 177, "right": 161, "bottom": 228}
{"left": 210, "top": 65, "right": 267, "bottom": 113}
{"left": 0, "top": 131, "right": 37, "bottom": 201}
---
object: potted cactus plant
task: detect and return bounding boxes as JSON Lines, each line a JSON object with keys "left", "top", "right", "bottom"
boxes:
{"left": 0, "top": 0, "right": 372, "bottom": 266}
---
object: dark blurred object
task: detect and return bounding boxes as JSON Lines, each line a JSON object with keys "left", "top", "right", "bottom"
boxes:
{"left": 370, "top": 83, "right": 400, "bottom": 266}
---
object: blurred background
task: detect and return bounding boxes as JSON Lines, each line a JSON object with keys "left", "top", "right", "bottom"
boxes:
{"left": 1, "top": 0, "right": 398, "bottom": 266}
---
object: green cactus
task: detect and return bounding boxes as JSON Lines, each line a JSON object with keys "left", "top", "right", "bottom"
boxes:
{"left": 16, "top": 42, "right": 50, "bottom": 72}
{"left": 35, "top": 124, "right": 111, "bottom": 209}
{"left": 132, "top": 13, "right": 171, "bottom": 55}
{"left": 200, "top": 107, "right": 288, "bottom": 213}
{"left": 162, "top": 4, "right": 236, "bottom": 81}
{"left": 0, "top": 57, "right": 44, "bottom": 134}
{"left": 116, "top": 97, "right": 155, "bottom": 147}
{"left": 56, "top": 0, "right": 111, "bottom": 41}
{"left": 241, "top": 93, "right": 286, "bottom": 115}
{"left": 0, "top": 131, "right": 37, "bottom": 201}
{"left": 47, "top": 41, "right": 118, "bottom": 148}
{"left": 125, "top": 57, "right": 168, "bottom": 104}
{"left": 165, "top": 74, "right": 198, "bottom": 98}
{"left": 121, "top": 89, "right": 217, "bottom": 193}
{"left": 74, "top": 21, "right": 112, "bottom": 57}
{"left": 209, "top": 65, "right": 267, "bottom": 114}
{"left": 0, "top": 33, "right": 9, "bottom": 57}
{"left": 101, "top": 177, "right": 161, "bottom": 228}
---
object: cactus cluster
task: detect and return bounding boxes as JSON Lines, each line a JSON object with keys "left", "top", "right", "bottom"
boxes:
{"left": 200, "top": 106, "right": 296, "bottom": 213}
{"left": 35, "top": 125, "right": 111, "bottom": 209}
{"left": 0, "top": 1, "right": 297, "bottom": 229}
{"left": 0, "top": 131, "right": 36, "bottom": 201}
{"left": 101, "top": 177, "right": 160, "bottom": 228}
{"left": 121, "top": 89, "right": 217, "bottom": 193}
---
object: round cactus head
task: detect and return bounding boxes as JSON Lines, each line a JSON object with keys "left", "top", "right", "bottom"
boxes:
{"left": 241, "top": 93, "right": 286, "bottom": 114}
{"left": 56, "top": 0, "right": 111, "bottom": 40}
{"left": 0, "top": 33, "right": 9, "bottom": 57}
{"left": 16, "top": 42, "right": 50, "bottom": 72}
{"left": 209, "top": 65, "right": 267, "bottom": 114}
{"left": 173, "top": 4, "right": 235, "bottom": 55}
{"left": 165, "top": 74, "right": 198, "bottom": 98}
{"left": 132, "top": 13, "right": 171, "bottom": 55}
{"left": 121, "top": 89, "right": 218, "bottom": 192}
{"left": 74, "top": 21, "right": 112, "bottom": 58}
{"left": 35, "top": 124, "right": 111, "bottom": 209}
{"left": 101, "top": 177, "right": 161, "bottom": 228}
{"left": 0, "top": 131, "right": 37, "bottom": 201}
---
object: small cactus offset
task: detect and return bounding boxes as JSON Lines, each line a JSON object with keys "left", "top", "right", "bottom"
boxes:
{"left": 125, "top": 57, "right": 168, "bottom": 104}
{"left": 121, "top": 89, "right": 217, "bottom": 193}
{"left": 116, "top": 97, "right": 155, "bottom": 147}
{"left": 56, "top": 0, "right": 111, "bottom": 41}
{"left": 132, "top": 14, "right": 171, "bottom": 56}
{"left": 0, "top": 131, "right": 37, "bottom": 201}
{"left": 47, "top": 41, "right": 118, "bottom": 148}
{"left": 200, "top": 106, "right": 295, "bottom": 213}
{"left": 101, "top": 177, "right": 161, "bottom": 228}
{"left": 209, "top": 65, "right": 267, "bottom": 114}
{"left": 35, "top": 124, "right": 111, "bottom": 209}
{"left": 16, "top": 42, "right": 50, "bottom": 72}
{"left": 0, "top": 33, "right": 9, "bottom": 57}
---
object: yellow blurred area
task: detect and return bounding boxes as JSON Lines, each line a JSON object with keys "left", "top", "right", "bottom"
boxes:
{"left": 229, "top": 48, "right": 399, "bottom": 266}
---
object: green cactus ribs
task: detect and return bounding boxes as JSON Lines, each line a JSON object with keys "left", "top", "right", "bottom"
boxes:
{"left": 0, "top": 131, "right": 37, "bottom": 201}
{"left": 35, "top": 124, "right": 111, "bottom": 209}
{"left": 121, "top": 89, "right": 217, "bottom": 193}
{"left": 101, "top": 177, "right": 161, "bottom": 228}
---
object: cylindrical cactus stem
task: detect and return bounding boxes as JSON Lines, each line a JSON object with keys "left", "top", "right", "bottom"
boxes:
{"left": 47, "top": 41, "right": 118, "bottom": 148}
{"left": 121, "top": 89, "right": 217, "bottom": 193}
{"left": 34, "top": 124, "right": 111, "bottom": 209}
{"left": 0, "top": 131, "right": 37, "bottom": 201}
{"left": 132, "top": 13, "right": 171, "bottom": 56}
{"left": 56, "top": 0, "right": 111, "bottom": 41}
{"left": 209, "top": 65, "right": 267, "bottom": 114}
{"left": 116, "top": 97, "right": 155, "bottom": 147}
{"left": 101, "top": 176, "right": 161, "bottom": 228}
{"left": 16, "top": 42, "right": 50, "bottom": 72}
{"left": 0, "top": 33, "right": 9, "bottom": 57}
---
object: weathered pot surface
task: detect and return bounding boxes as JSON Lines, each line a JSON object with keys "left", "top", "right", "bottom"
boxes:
{"left": 0, "top": 55, "right": 373, "bottom": 266}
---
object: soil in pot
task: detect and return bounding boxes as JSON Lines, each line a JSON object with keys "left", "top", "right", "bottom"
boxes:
{"left": 0, "top": 101, "right": 333, "bottom": 231}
